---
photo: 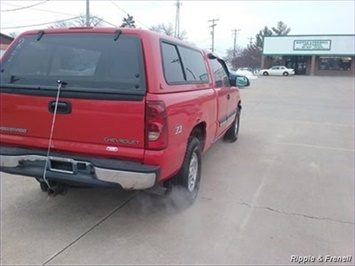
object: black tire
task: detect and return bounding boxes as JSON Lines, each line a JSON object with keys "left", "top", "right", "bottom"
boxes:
{"left": 263, "top": 71, "right": 269, "bottom": 76}
{"left": 169, "top": 137, "right": 202, "bottom": 206}
{"left": 283, "top": 72, "right": 289, "bottom": 76}
{"left": 223, "top": 107, "right": 241, "bottom": 142}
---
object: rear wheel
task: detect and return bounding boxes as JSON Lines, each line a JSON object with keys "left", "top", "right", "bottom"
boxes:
{"left": 283, "top": 72, "right": 289, "bottom": 76}
{"left": 263, "top": 71, "right": 269, "bottom": 76}
{"left": 223, "top": 107, "right": 241, "bottom": 142}
{"left": 168, "top": 137, "right": 201, "bottom": 206}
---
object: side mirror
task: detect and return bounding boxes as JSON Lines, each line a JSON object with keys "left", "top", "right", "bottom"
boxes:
{"left": 230, "top": 74, "right": 250, "bottom": 87}
{"left": 236, "top": 75, "right": 250, "bottom": 87}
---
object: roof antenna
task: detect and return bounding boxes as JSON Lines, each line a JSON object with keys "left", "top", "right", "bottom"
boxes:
{"left": 114, "top": 29, "right": 122, "bottom": 41}
{"left": 37, "top": 30, "right": 45, "bottom": 41}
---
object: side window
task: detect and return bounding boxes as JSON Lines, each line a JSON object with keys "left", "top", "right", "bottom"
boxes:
{"left": 210, "top": 59, "right": 230, "bottom": 87}
{"left": 178, "top": 46, "right": 209, "bottom": 82}
{"left": 161, "top": 42, "right": 184, "bottom": 83}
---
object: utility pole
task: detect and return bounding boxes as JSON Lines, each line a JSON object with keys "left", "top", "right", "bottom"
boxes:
{"left": 174, "top": 0, "right": 182, "bottom": 38}
{"left": 208, "top": 18, "right": 219, "bottom": 52}
{"left": 86, "top": 0, "right": 90, "bottom": 27}
{"left": 248, "top": 36, "right": 255, "bottom": 46}
{"left": 231, "top": 29, "right": 240, "bottom": 57}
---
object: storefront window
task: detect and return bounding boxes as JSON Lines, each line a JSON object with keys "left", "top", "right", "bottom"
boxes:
{"left": 319, "top": 57, "right": 352, "bottom": 71}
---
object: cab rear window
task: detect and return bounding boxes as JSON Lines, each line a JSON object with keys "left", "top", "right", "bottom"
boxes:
{"left": 161, "top": 42, "right": 209, "bottom": 84}
{"left": 0, "top": 33, "right": 146, "bottom": 93}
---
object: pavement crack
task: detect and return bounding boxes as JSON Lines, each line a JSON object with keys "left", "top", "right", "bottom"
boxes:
{"left": 239, "top": 199, "right": 354, "bottom": 225}
{"left": 41, "top": 192, "right": 137, "bottom": 266}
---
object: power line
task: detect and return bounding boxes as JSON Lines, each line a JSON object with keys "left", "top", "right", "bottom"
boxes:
{"left": 1, "top": 1, "right": 149, "bottom": 31}
{"left": 97, "top": 18, "right": 118, "bottom": 28}
{"left": 1, "top": 2, "right": 77, "bottom": 16}
{"left": 1, "top": 0, "right": 50, "bottom": 12}
{"left": 1, "top": 16, "right": 80, "bottom": 30}
{"left": 110, "top": 1, "right": 150, "bottom": 29}
{"left": 3, "top": 16, "right": 119, "bottom": 30}
{"left": 2, "top": 1, "right": 118, "bottom": 29}
{"left": 213, "top": 48, "right": 225, "bottom": 56}
{"left": 194, "top": 38, "right": 211, "bottom": 44}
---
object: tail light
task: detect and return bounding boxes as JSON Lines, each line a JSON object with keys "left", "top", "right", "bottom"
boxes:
{"left": 145, "top": 101, "right": 168, "bottom": 150}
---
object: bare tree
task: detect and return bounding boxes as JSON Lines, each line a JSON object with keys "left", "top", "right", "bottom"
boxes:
{"left": 150, "top": 23, "right": 174, "bottom": 36}
{"left": 150, "top": 23, "right": 186, "bottom": 40}
{"left": 48, "top": 19, "right": 73, "bottom": 28}
{"left": 8, "top": 32, "right": 19, "bottom": 38}
{"left": 224, "top": 46, "right": 243, "bottom": 67}
{"left": 231, "top": 44, "right": 262, "bottom": 69}
{"left": 74, "top": 14, "right": 103, "bottom": 27}
{"left": 49, "top": 14, "right": 103, "bottom": 28}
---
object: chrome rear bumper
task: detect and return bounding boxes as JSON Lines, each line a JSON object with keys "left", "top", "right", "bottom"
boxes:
{"left": 0, "top": 149, "right": 158, "bottom": 190}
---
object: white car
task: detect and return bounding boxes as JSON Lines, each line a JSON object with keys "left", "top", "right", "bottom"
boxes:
{"left": 260, "top": 65, "right": 295, "bottom": 76}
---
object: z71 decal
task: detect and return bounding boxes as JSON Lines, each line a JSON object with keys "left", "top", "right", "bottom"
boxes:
{"left": 174, "top": 125, "right": 183, "bottom": 135}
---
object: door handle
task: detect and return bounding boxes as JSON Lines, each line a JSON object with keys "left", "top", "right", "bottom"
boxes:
{"left": 227, "top": 94, "right": 230, "bottom": 100}
{"left": 48, "top": 101, "right": 72, "bottom": 114}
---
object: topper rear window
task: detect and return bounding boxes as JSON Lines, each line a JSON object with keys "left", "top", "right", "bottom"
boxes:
{"left": 0, "top": 33, "right": 146, "bottom": 93}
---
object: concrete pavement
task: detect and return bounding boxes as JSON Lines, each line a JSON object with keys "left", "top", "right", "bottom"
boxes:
{"left": 1, "top": 76, "right": 354, "bottom": 265}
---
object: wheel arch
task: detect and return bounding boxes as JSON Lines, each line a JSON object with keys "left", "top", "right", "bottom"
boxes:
{"left": 189, "top": 122, "right": 207, "bottom": 152}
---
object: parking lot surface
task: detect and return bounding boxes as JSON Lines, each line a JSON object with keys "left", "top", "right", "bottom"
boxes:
{"left": 1, "top": 76, "right": 354, "bottom": 265}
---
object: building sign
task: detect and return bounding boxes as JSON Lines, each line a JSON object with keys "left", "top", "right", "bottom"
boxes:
{"left": 263, "top": 35, "right": 354, "bottom": 55}
{"left": 293, "top": 40, "right": 331, "bottom": 51}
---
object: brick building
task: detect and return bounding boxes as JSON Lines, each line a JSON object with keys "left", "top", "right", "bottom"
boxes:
{"left": 0, "top": 33, "right": 14, "bottom": 57}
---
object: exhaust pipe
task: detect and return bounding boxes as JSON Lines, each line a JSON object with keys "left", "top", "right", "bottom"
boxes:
{"left": 47, "top": 188, "right": 58, "bottom": 197}
{"left": 46, "top": 182, "right": 68, "bottom": 197}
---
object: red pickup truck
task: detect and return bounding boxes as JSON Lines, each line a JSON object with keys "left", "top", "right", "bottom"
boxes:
{"left": 0, "top": 28, "right": 249, "bottom": 204}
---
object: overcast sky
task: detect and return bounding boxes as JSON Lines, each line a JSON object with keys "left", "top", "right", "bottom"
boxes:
{"left": 1, "top": 0, "right": 354, "bottom": 56}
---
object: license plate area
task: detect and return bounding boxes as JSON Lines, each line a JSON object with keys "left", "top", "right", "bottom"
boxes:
{"left": 49, "top": 157, "right": 75, "bottom": 174}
